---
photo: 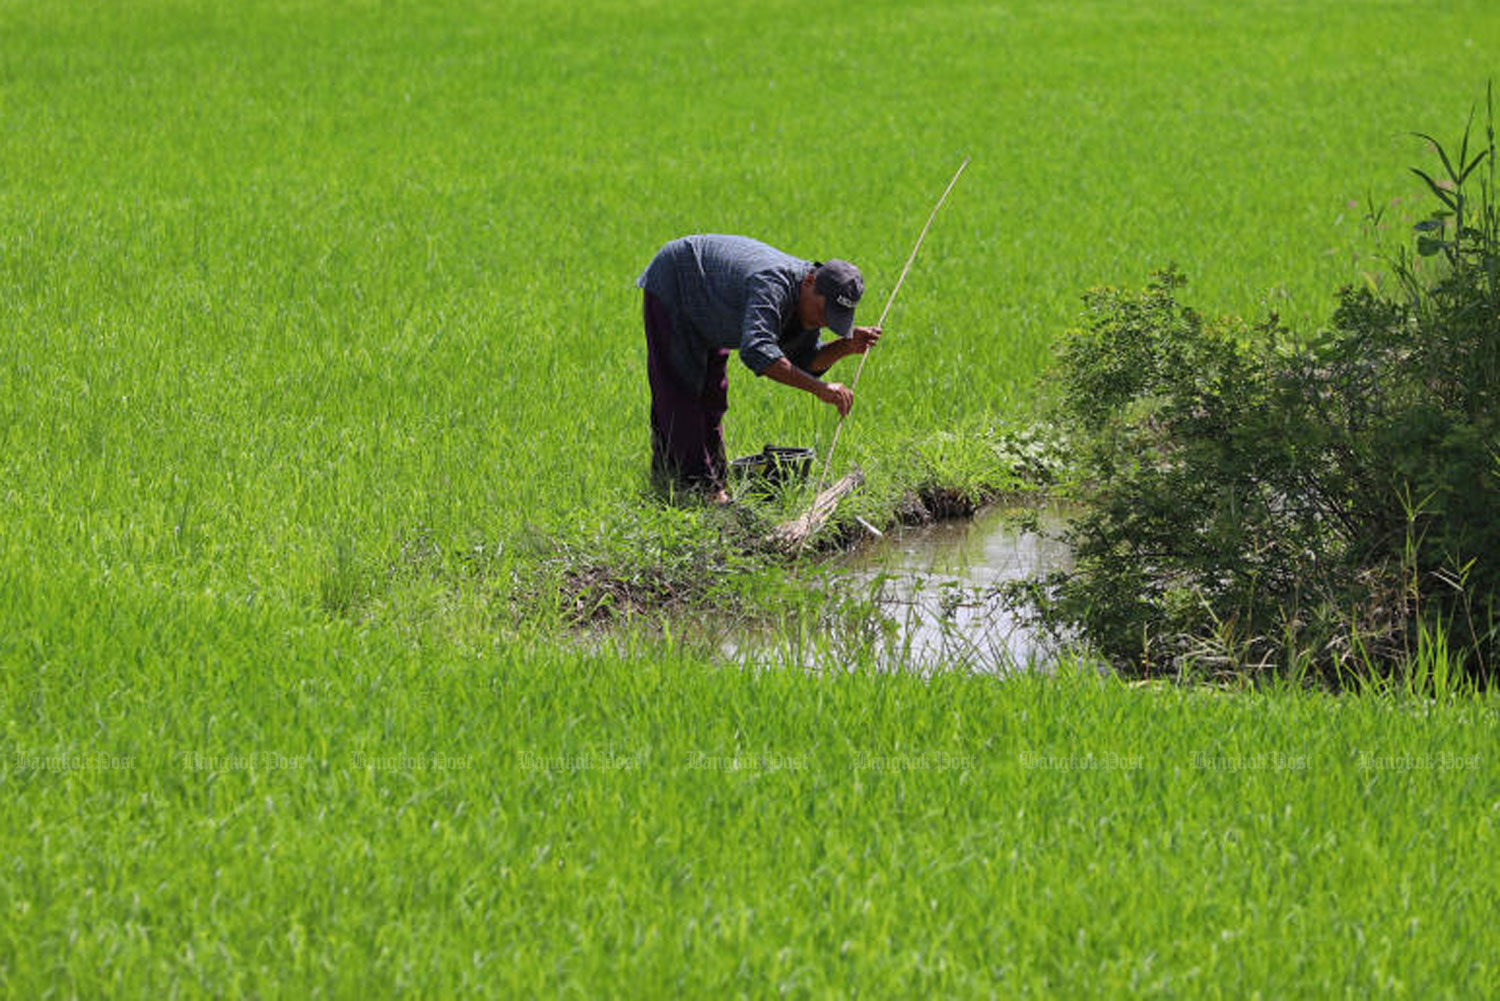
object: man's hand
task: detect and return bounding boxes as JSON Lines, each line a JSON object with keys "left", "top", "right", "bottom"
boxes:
{"left": 762, "top": 357, "right": 854, "bottom": 416}
{"left": 819, "top": 382, "right": 853, "bottom": 417}
{"left": 850, "top": 326, "right": 882, "bottom": 354}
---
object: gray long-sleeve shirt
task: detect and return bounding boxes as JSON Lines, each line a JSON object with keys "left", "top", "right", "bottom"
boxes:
{"left": 636, "top": 234, "right": 822, "bottom": 391}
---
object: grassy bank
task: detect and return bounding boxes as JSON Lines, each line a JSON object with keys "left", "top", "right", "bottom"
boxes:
{"left": 4, "top": 609, "right": 1496, "bottom": 995}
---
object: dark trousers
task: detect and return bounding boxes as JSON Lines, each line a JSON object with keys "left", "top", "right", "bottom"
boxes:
{"left": 643, "top": 290, "right": 729, "bottom": 491}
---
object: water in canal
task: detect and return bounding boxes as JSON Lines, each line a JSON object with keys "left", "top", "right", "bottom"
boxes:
{"left": 735, "top": 505, "right": 1075, "bottom": 674}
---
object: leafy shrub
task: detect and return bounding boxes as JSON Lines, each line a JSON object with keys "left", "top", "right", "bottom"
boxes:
{"left": 1023, "top": 94, "right": 1500, "bottom": 685}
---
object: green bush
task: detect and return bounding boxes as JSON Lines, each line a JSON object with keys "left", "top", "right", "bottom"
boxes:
{"left": 1023, "top": 95, "right": 1500, "bottom": 686}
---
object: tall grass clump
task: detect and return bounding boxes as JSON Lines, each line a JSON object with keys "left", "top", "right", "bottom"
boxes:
{"left": 1020, "top": 91, "right": 1500, "bottom": 687}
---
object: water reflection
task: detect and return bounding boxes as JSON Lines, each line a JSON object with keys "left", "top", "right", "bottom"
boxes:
{"left": 733, "top": 506, "right": 1074, "bottom": 674}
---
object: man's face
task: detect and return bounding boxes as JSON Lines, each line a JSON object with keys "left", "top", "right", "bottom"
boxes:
{"left": 799, "top": 273, "right": 827, "bottom": 330}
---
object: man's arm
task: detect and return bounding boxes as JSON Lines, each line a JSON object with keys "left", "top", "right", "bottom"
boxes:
{"left": 761, "top": 358, "right": 853, "bottom": 417}
{"left": 809, "top": 326, "right": 882, "bottom": 374}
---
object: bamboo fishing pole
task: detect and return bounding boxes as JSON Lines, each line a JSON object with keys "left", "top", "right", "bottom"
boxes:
{"left": 813, "top": 155, "right": 971, "bottom": 494}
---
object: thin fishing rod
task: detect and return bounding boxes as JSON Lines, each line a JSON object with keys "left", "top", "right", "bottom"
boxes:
{"left": 813, "top": 155, "right": 971, "bottom": 494}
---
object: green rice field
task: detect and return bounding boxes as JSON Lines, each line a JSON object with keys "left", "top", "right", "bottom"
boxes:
{"left": 3, "top": 0, "right": 1499, "bottom": 995}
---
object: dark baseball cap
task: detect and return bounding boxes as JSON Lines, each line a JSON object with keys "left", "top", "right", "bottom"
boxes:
{"left": 814, "top": 259, "right": 864, "bottom": 338}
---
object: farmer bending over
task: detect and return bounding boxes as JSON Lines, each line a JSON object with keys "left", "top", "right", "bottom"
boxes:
{"left": 637, "top": 234, "right": 880, "bottom": 502}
